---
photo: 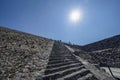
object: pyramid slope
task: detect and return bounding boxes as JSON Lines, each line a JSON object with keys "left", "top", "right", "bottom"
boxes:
{"left": 0, "top": 26, "right": 54, "bottom": 80}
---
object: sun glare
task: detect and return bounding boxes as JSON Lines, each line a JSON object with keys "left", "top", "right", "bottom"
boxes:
{"left": 69, "top": 9, "right": 82, "bottom": 23}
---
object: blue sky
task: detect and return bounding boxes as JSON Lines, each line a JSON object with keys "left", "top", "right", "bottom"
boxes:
{"left": 0, "top": 0, "right": 120, "bottom": 45}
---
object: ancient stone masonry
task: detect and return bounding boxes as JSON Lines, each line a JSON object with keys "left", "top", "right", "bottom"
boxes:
{"left": 40, "top": 42, "right": 99, "bottom": 80}
{"left": 82, "top": 35, "right": 120, "bottom": 68}
{"left": 0, "top": 26, "right": 54, "bottom": 80}
{"left": 0, "top": 26, "right": 117, "bottom": 80}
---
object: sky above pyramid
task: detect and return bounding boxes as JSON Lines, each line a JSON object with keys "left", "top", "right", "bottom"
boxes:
{"left": 0, "top": 0, "right": 120, "bottom": 45}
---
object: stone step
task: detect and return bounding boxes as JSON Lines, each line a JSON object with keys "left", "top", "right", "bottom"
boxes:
{"left": 77, "top": 73, "right": 94, "bottom": 80}
{"left": 49, "top": 55, "right": 73, "bottom": 58}
{"left": 48, "top": 58, "right": 66, "bottom": 61}
{"left": 45, "top": 63, "right": 83, "bottom": 74}
{"left": 49, "top": 54, "right": 74, "bottom": 58}
{"left": 57, "top": 69, "right": 90, "bottom": 80}
{"left": 47, "top": 59, "right": 71, "bottom": 64}
{"left": 43, "top": 66, "right": 85, "bottom": 80}
{"left": 61, "top": 66, "right": 85, "bottom": 78}
{"left": 49, "top": 57, "right": 72, "bottom": 61}
{"left": 46, "top": 61, "right": 78, "bottom": 69}
{"left": 50, "top": 56, "right": 73, "bottom": 58}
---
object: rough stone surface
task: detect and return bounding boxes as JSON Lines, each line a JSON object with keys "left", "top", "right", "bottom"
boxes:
{"left": 82, "top": 35, "right": 120, "bottom": 67}
{"left": 0, "top": 26, "right": 54, "bottom": 80}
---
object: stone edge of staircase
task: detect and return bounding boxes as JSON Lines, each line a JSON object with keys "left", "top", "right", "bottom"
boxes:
{"left": 65, "top": 45, "right": 115, "bottom": 80}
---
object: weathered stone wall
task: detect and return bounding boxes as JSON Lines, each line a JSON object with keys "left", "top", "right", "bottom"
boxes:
{"left": 0, "top": 26, "right": 54, "bottom": 80}
{"left": 82, "top": 34, "right": 120, "bottom": 67}
{"left": 83, "top": 35, "right": 120, "bottom": 51}
{"left": 91, "top": 48, "right": 120, "bottom": 67}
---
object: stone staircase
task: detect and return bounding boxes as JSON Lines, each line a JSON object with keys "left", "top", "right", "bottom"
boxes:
{"left": 39, "top": 42, "right": 99, "bottom": 80}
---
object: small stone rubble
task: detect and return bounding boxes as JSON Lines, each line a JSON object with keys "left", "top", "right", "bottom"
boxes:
{"left": 0, "top": 27, "right": 54, "bottom": 80}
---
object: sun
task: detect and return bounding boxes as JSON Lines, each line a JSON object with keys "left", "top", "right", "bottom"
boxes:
{"left": 69, "top": 9, "right": 82, "bottom": 23}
